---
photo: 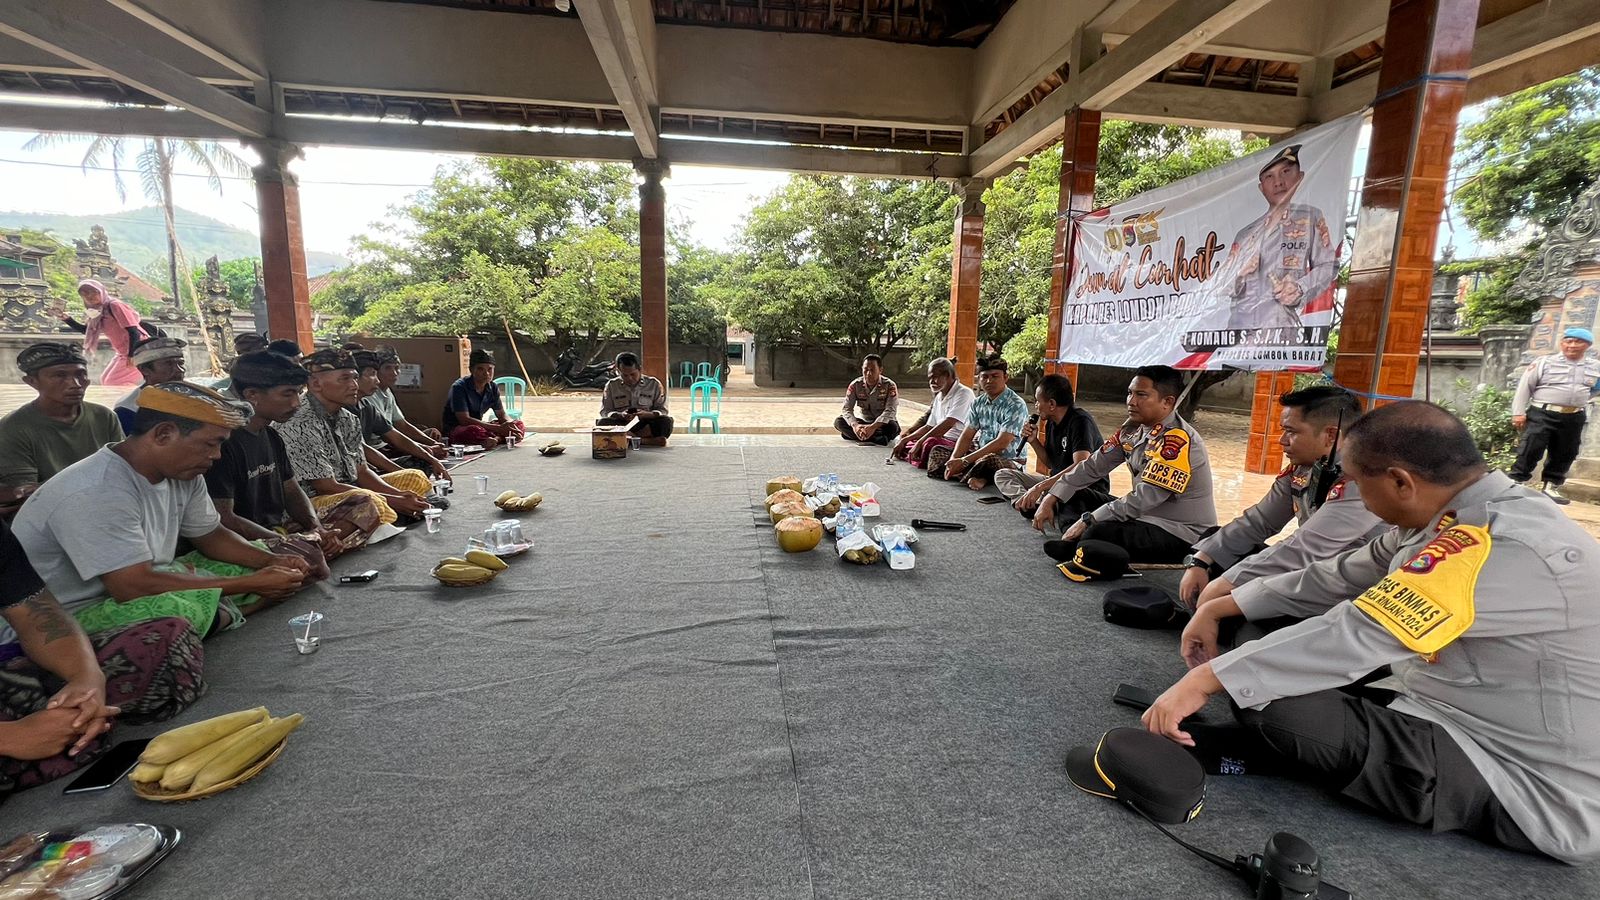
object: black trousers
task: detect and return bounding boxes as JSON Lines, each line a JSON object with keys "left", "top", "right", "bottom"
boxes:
{"left": 596, "top": 414, "right": 674, "bottom": 438}
{"left": 1510, "top": 407, "right": 1585, "bottom": 485}
{"left": 1032, "top": 486, "right": 1116, "bottom": 522}
{"left": 1050, "top": 517, "right": 1192, "bottom": 565}
{"left": 1228, "top": 689, "right": 1539, "bottom": 855}
{"left": 834, "top": 417, "right": 901, "bottom": 445}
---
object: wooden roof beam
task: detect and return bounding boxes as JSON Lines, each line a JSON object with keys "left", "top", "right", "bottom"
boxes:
{"left": 574, "top": 0, "right": 661, "bottom": 157}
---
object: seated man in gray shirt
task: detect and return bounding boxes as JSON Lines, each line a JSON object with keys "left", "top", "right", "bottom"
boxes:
{"left": 352, "top": 350, "right": 451, "bottom": 485}
{"left": 1147, "top": 402, "right": 1600, "bottom": 864}
{"left": 1180, "top": 385, "right": 1385, "bottom": 610}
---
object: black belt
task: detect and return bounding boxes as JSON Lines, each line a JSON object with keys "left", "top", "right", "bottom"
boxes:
{"left": 1532, "top": 402, "right": 1585, "bottom": 415}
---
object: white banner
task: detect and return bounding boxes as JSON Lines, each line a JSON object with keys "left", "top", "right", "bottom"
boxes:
{"left": 1057, "top": 115, "right": 1363, "bottom": 371}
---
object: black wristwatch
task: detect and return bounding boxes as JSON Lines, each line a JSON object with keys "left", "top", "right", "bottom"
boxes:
{"left": 1182, "top": 554, "right": 1208, "bottom": 570}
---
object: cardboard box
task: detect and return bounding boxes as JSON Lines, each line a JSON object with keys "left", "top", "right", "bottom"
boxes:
{"left": 576, "top": 417, "right": 638, "bottom": 460}
{"left": 352, "top": 335, "right": 469, "bottom": 431}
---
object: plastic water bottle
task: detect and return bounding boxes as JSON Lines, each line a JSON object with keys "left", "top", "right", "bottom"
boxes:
{"left": 888, "top": 538, "right": 915, "bottom": 570}
{"left": 838, "top": 507, "right": 862, "bottom": 538}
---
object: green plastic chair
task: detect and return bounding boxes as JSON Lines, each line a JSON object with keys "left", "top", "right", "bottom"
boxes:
{"left": 689, "top": 380, "right": 721, "bottom": 433}
{"left": 677, "top": 361, "right": 695, "bottom": 387}
{"left": 493, "top": 376, "right": 527, "bottom": 419}
{"left": 695, "top": 361, "right": 714, "bottom": 383}
{"left": 711, "top": 363, "right": 726, "bottom": 385}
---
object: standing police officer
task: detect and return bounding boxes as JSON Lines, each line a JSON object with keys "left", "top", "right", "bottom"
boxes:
{"left": 1510, "top": 326, "right": 1600, "bottom": 504}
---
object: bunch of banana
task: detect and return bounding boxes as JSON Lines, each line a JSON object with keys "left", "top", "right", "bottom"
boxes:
{"left": 431, "top": 549, "right": 509, "bottom": 586}
{"left": 537, "top": 440, "right": 567, "bottom": 456}
{"left": 842, "top": 545, "right": 883, "bottom": 565}
{"left": 130, "top": 707, "right": 305, "bottom": 794}
{"left": 494, "top": 489, "right": 543, "bottom": 511}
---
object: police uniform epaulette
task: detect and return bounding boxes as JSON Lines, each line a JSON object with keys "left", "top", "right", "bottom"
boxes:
{"left": 1277, "top": 462, "right": 1297, "bottom": 479}
{"left": 1325, "top": 476, "right": 1349, "bottom": 502}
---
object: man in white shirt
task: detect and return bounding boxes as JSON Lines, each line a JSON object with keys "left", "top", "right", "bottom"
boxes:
{"left": 891, "top": 357, "right": 974, "bottom": 469}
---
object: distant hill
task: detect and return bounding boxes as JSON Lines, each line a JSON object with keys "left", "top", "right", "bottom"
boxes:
{"left": 0, "top": 207, "right": 349, "bottom": 277}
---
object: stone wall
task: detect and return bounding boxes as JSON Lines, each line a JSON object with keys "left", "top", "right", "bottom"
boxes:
{"left": 753, "top": 343, "right": 925, "bottom": 388}
{"left": 0, "top": 323, "right": 215, "bottom": 385}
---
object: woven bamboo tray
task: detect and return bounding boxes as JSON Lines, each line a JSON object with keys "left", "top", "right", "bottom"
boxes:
{"left": 130, "top": 740, "right": 287, "bottom": 802}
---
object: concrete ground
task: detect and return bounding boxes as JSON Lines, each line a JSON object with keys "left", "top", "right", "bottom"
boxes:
{"left": 6, "top": 374, "right": 1600, "bottom": 539}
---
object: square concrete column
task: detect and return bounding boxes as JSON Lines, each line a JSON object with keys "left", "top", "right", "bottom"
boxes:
{"left": 636, "top": 160, "right": 669, "bottom": 389}
{"left": 1045, "top": 108, "right": 1102, "bottom": 389}
{"left": 250, "top": 140, "right": 315, "bottom": 352}
{"left": 945, "top": 177, "right": 987, "bottom": 386}
{"left": 1333, "top": 0, "right": 1479, "bottom": 405}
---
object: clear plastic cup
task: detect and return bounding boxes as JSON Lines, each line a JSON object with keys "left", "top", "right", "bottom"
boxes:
{"left": 474, "top": 474, "right": 490, "bottom": 495}
{"left": 449, "top": 445, "right": 465, "bottom": 460}
{"left": 289, "top": 612, "right": 323, "bottom": 655}
{"left": 423, "top": 508, "right": 442, "bottom": 534}
{"left": 504, "top": 520, "right": 525, "bottom": 543}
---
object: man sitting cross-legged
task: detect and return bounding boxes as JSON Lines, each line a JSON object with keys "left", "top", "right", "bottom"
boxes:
{"left": 209, "top": 351, "right": 382, "bottom": 576}
{"left": 941, "top": 356, "right": 1028, "bottom": 490}
{"left": 0, "top": 518, "right": 204, "bottom": 799}
{"left": 0, "top": 343, "right": 124, "bottom": 517}
{"left": 1179, "top": 385, "right": 1385, "bottom": 611}
{"left": 11, "top": 382, "right": 309, "bottom": 640}
{"left": 1147, "top": 402, "right": 1600, "bottom": 864}
{"left": 890, "top": 357, "right": 973, "bottom": 469}
{"left": 1039, "top": 365, "right": 1217, "bottom": 565}
{"left": 999, "top": 373, "right": 1108, "bottom": 518}
{"left": 370, "top": 346, "right": 447, "bottom": 447}
{"left": 352, "top": 350, "right": 452, "bottom": 484}
{"left": 276, "top": 349, "right": 433, "bottom": 527}
{"left": 598, "top": 352, "right": 673, "bottom": 445}
{"left": 443, "top": 349, "right": 524, "bottom": 449}
{"left": 834, "top": 354, "right": 900, "bottom": 445}
{"left": 113, "top": 337, "right": 189, "bottom": 433}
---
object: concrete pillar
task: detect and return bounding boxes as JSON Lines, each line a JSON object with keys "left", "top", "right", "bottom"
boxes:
{"left": 1333, "top": 0, "right": 1479, "bottom": 405}
{"left": 250, "top": 140, "right": 315, "bottom": 352}
{"left": 636, "top": 160, "right": 669, "bottom": 389}
{"left": 1044, "top": 107, "right": 1102, "bottom": 389}
{"left": 945, "top": 177, "right": 988, "bottom": 385}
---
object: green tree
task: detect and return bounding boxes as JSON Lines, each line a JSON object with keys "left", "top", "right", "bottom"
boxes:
{"left": 667, "top": 240, "right": 733, "bottom": 351}
{"left": 189, "top": 257, "right": 261, "bottom": 310}
{"left": 1454, "top": 68, "right": 1600, "bottom": 240}
{"left": 318, "top": 158, "right": 645, "bottom": 367}
{"left": 22, "top": 133, "right": 251, "bottom": 369}
{"left": 709, "top": 176, "right": 949, "bottom": 364}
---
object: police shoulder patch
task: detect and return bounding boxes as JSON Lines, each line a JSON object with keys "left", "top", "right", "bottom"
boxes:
{"left": 1325, "top": 478, "right": 1347, "bottom": 502}
{"left": 1276, "top": 462, "right": 1296, "bottom": 479}
{"left": 1353, "top": 524, "right": 1488, "bottom": 656}
{"left": 1140, "top": 428, "right": 1193, "bottom": 494}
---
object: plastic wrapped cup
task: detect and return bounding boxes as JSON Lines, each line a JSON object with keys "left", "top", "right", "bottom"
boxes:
{"left": 474, "top": 474, "right": 490, "bottom": 495}
{"left": 502, "top": 519, "right": 525, "bottom": 543}
{"left": 449, "top": 445, "right": 465, "bottom": 460}
{"left": 423, "top": 508, "right": 442, "bottom": 534}
{"left": 628, "top": 436, "right": 641, "bottom": 450}
{"left": 289, "top": 612, "right": 323, "bottom": 655}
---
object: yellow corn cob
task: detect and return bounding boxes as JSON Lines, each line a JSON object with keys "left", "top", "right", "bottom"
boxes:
{"left": 190, "top": 713, "right": 305, "bottom": 792}
{"left": 159, "top": 719, "right": 270, "bottom": 791}
{"left": 141, "top": 707, "right": 269, "bottom": 765}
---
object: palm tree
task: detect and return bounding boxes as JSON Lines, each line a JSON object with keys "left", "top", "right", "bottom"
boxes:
{"left": 23, "top": 133, "right": 251, "bottom": 373}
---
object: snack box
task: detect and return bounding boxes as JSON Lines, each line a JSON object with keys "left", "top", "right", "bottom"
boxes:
{"left": 0, "top": 823, "right": 180, "bottom": 900}
{"left": 574, "top": 417, "right": 638, "bottom": 460}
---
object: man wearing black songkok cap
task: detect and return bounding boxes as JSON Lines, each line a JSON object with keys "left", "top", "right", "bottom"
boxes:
{"left": 0, "top": 343, "right": 124, "bottom": 509}
{"left": 441, "top": 348, "right": 523, "bottom": 448}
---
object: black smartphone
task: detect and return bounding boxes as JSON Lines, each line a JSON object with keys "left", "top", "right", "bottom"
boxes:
{"left": 976, "top": 496, "right": 1008, "bottom": 505}
{"left": 339, "top": 570, "right": 379, "bottom": 584}
{"left": 1112, "top": 683, "right": 1158, "bottom": 712}
{"left": 63, "top": 738, "right": 150, "bottom": 794}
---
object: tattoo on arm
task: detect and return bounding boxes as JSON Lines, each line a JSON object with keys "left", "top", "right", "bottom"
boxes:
{"left": 20, "top": 590, "right": 78, "bottom": 644}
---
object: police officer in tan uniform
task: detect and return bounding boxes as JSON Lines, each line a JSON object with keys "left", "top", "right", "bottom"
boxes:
{"left": 1509, "top": 326, "right": 1600, "bottom": 504}
{"left": 598, "top": 352, "right": 672, "bottom": 445}
{"left": 1226, "top": 144, "right": 1338, "bottom": 334}
{"left": 1145, "top": 402, "right": 1600, "bottom": 863}
{"left": 834, "top": 354, "right": 900, "bottom": 445}
{"left": 1180, "top": 385, "right": 1385, "bottom": 609}
{"left": 1039, "top": 365, "right": 1217, "bottom": 564}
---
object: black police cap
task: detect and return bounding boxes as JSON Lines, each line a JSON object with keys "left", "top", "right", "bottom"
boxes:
{"left": 1057, "top": 539, "right": 1132, "bottom": 583}
{"left": 1066, "top": 727, "right": 1206, "bottom": 824}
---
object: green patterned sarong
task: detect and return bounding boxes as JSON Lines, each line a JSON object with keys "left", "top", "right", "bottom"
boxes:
{"left": 72, "top": 550, "right": 260, "bottom": 639}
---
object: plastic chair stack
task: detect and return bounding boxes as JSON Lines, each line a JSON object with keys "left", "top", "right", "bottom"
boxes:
{"left": 688, "top": 380, "right": 721, "bottom": 433}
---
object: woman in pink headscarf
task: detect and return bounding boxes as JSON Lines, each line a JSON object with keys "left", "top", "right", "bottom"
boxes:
{"left": 58, "top": 279, "right": 148, "bottom": 386}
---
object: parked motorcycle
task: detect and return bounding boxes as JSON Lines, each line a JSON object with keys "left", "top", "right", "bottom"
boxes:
{"left": 553, "top": 347, "right": 616, "bottom": 390}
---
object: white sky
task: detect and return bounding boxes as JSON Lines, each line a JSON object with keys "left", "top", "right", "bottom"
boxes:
{"left": 0, "top": 128, "right": 789, "bottom": 258}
